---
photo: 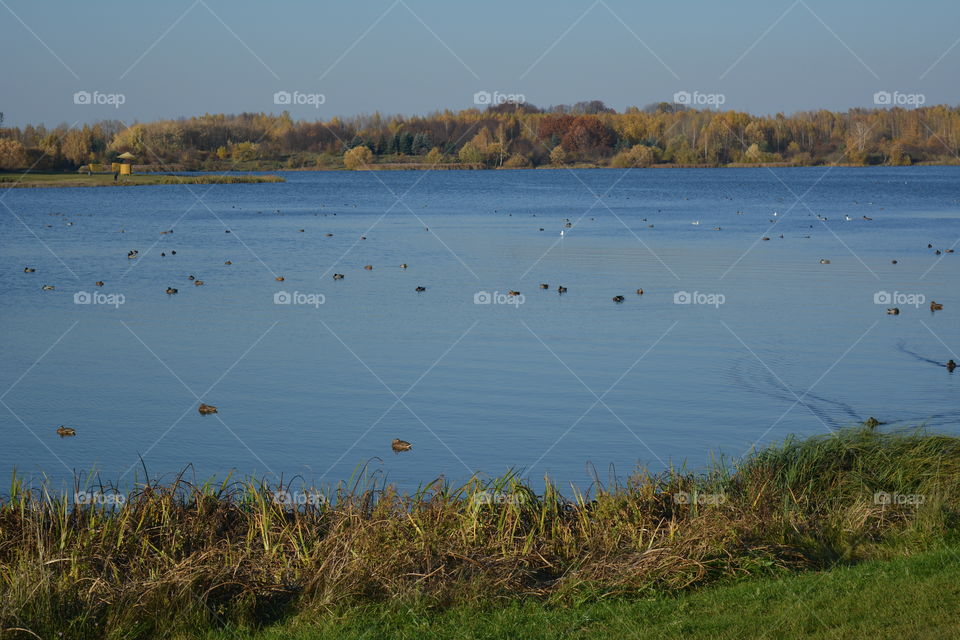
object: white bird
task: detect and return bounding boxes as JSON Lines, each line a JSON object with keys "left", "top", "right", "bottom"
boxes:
{"left": 691, "top": 221, "right": 700, "bottom": 226}
{"left": 560, "top": 229, "right": 565, "bottom": 237}
{"left": 845, "top": 215, "right": 852, "bottom": 221}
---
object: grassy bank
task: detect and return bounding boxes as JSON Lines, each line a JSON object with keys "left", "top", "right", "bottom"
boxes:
{"left": 0, "top": 172, "right": 285, "bottom": 188}
{"left": 2, "top": 425, "right": 959, "bottom": 638}
{"left": 201, "top": 544, "right": 960, "bottom": 639}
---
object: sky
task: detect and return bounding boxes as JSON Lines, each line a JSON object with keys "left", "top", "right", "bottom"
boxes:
{"left": 1, "top": 0, "right": 958, "bottom": 127}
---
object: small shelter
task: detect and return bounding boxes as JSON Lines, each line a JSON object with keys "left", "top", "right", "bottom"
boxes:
{"left": 114, "top": 152, "right": 136, "bottom": 175}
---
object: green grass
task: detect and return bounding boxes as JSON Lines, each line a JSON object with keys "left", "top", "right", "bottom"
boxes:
{"left": 0, "top": 171, "right": 285, "bottom": 188}
{"left": 2, "top": 425, "right": 958, "bottom": 639}
{"left": 196, "top": 545, "right": 960, "bottom": 639}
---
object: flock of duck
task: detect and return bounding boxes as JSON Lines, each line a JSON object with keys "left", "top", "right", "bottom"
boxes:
{"left": 23, "top": 200, "right": 956, "bottom": 443}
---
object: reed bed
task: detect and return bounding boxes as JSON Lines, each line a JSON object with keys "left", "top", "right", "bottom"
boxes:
{"left": 2, "top": 426, "right": 958, "bottom": 639}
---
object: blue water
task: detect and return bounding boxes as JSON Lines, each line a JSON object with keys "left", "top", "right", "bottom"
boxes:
{"left": 1, "top": 167, "right": 958, "bottom": 492}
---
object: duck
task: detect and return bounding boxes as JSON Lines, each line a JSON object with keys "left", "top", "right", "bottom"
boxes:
{"left": 762, "top": 237, "right": 770, "bottom": 241}
{"left": 166, "top": 287, "right": 178, "bottom": 295}
{"left": 415, "top": 286, "right": 426, "bottom": 292}
{"left": 819, "top": 259, "right": 831, "bottom": 264}
{"left": 95, "top": 281, "right": 104, "bottom": 287}
{"left": 41, "top": 285, "right": 55, "bottom": 291}
{"left": 557, "top": 286, "right": 567, "bottom": 294}
{"left": 540, "top": 283, "right": 549, "bottom": 289}
{"left": 887, "top": 308, "right": 900, "bottom": 315}
{"left": 299, "top": 229, "right": 305, "bottom": 233}
{"left": 360, "top": 236, "right": 367, "bottom": 240}
{"left": 224, "top": 261, "right": 232, "bottom": 265}
{"left": 936, "top": 250, "right": 942, "bottom": 255}
{"left": 612, "top": 295, "right": 625, "bottom": 303}
{"left": 55, "top": 425, "right": 76, "bottom": 437}
{"left": 325, "top": 233, "right": 333, "bottom": 237}
{"left": 188, "top": 275, "right": 195, "bottom": 281}
{"left": 930, "top": 301, "right": 943, "bottom": 311}
{"left": 194, "top": 280, "right": 204, "bottom": 286}
{"left": 508, "top": 290, "right": 520, "bottom": 297}
{"left": 333, "top": 273, "right": 344, "bottom": 280}
{"left": 198, "top": 403, "right": 218, "bottom": 415}
{"left": 23, "top": 267, "right": 35, "bottom": 273}
{"left": 891, "top": 260, "right": 898, "bottom": 264}
{"left": 127, "top": 250, "right": 138, "bottom": 259}
{"left": 391, "top": 438, "right": 412, "bottom": 452}
{"left": 400, "top": 263, "right": 408, "bottom": 269}
{"left": 863, "top": 215, "right": 873, "bottom": 220}
{"left": 364, "top": 265, "right": 373, "bottom": 270}
{"left": 636, "top": 289, "right": 644, "bottom": 295}
{"left": 275, "top": 276, "right": 285, "bottom": 282}
{"left": 948, "top": 360, "right": 957, "bottom": 372}
{"left": 161, "top": 252, "right": 166, "bottom": 257}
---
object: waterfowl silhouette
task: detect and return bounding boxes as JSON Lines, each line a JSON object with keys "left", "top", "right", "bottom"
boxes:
{"left": 540, "top": 283, "right": 549, "bottom": 289}
{"left": 224, "top": 261, "right": 232, "bottom": 265}
{"left": 127, "top": 250, "right": 138, "bottom": 259}
{"left": 364, "top": 265, "right": 373, "bottom": 270}
{"left": 198, "top": 403, "right": 218, "bottom": 415}
{"left": 930, "top": 301, "right": 943, "bottom": 311}
{"left": 508, "top": 290, "right": 520, "bottom": 296}
{"left": 400, "top": 263, "right": 408, "bottom": 269}
{"left": 391, "top": 438, "right": 412, "bottom": 452}
{"left": 612, "top": 295, "right": 625, "bottom": 303}
{"left": 23, "top": 267, "right": 35, "bottom": 273}
{"left": 948, "top": 360, "right": 957, "bottom": 372}
{"left": 55, "top": 425, "right": 76, "bottom": 437}
{"left": 887, "top": 308, "right": 900, "bottom": 315}
{"left": 166, "top": 287, "right": 178, "bottom": 295}
{"left": 819, "top": 259, "right": 831, "bottom": 264}
{"left": 188, "top": 275, "right": 195, "bottom": 280}
{"left": 557, "top": 286, "right": 567, "bottom": 294}
{"left": 636, "top": 289, "right": 644, "bottom": 295}
{"left": 415, "top": 286, "right": 426, "bottom": 292}
{"left": 275, "top": 276, "right": 285, "bottom": 282}
{"left": 333, "top": 273, "right": 344, "bottom": 280}
{"left": 95, "top": 281, "right": 104, "bottom": 287}
{"left": 41, "top": 285, "right": 55, "bottom": 291}
{"left": 194, "top": 280, "right": 204, "bottom": 286}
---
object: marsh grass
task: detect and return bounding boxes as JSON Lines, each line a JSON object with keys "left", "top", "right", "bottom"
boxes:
{"left": 1, "top": 426, "right": 958, "bottom": 639}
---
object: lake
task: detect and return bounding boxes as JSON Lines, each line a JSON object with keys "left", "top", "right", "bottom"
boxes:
{"left": 1, "top": 167, "right": 957, "bottom": 493}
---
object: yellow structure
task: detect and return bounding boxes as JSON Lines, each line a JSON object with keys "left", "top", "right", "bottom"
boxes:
{"left": 116, "top": 152, "right": 136, "bottom": 175}
{"left": 119, "top": 163, "right": 132, "bottom": 175}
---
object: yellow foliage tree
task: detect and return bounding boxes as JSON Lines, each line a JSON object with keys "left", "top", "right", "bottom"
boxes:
{"left": 343, "top": 145, "right": 373, "bottom": 170}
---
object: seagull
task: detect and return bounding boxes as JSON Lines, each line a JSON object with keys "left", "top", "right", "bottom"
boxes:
{"left": 560, "top": 229, "right": 565, "bottom": 237}
{"left": 691, "top": 221, "right": 700, "bottom": 226}
{"left": 845, "top": 215, "right": 852, "bottom": 221}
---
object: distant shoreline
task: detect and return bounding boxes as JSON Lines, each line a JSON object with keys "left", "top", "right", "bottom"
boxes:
{"left": 0, "top": 172, "right": 285, "bottom": 189}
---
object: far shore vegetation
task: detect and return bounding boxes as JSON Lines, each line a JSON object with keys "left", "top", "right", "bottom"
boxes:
{"left": 2, "top": 425, "right": 959, "bottom": 638}
{"left": 1, "top": 101, "right": 959, "bottom": 177}
{"left": 0, "top": 171, "right": 285, "bottom": 188}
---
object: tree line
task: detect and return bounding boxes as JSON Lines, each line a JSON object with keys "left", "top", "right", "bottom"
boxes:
{"left": 1, "top": 101, "right": 958, "bottom": 171}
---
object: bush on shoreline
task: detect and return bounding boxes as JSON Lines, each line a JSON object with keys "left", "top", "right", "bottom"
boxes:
{"left": 1, "top": 426, "right": 958, "bottom": 638}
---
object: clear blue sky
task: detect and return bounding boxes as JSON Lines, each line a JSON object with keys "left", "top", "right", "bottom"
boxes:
{"left": 1, "top": 0, "right": 958, "bottom": 127}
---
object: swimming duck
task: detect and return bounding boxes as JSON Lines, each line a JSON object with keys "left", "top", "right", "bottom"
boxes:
{"left": 41, "top": 285, "right": 55, "bottom": 291}
{"left": 95, "top": 281, "right": 104, "bottom": 287}
{"left": 508, "top": 290, "right": 520, "bottom": 296}
{"left": 198, "top": 403, "right": 218, "bottom": 415}
{"left": 391, "top": 438, "right": 412, "bottom": 452}
{"left": 275, "top": 276, "right": 285, "bottom": 282}
{"left": 400, "top": 263, "right": 408, "bottom": 269}
{"left": 166, "top": 287, "right": 178, "bottom": 295}
{"left": 415, "top": 286, "right": 426, "bottom": 292}
{"left": 188, "top": 275, "right": 195, "bottom": 281}
{"left": 299, "top": 229, "right": 305, "bottom": 233}
{"left": 325, "top": 233, "right": 333, "bottom": 237}
{"left": 364, "top": 265, "right": 373, "bottom": 270}
{"left": 161, "top": 252, "right": 166, "bottom": 257}
{"left": 55, "top": 425, "right": 76, "bottom": 437}
{"left": 612, "top": 295, "right": 625, "bottom": 303}
{"left": 887, "top": 308, "right": 899, "bottom": 315}
{"left": 819, "top": 259, "right": 831, "bottom": 264}
{"left": 23, "top": 267, "right": 35, "bottom": 273}
{"left": 194, "top": 280, "right": 204, "bottom": 286}
{"left": 636, "top": 289, "right": 644, "bottom": 295}
{"left": 127, "top": 250, "right": 138, "bottom": 259}
{"left": 948, "top": 360, "right": 957, "bottom": 372}
{"left": 930, "top": 301, "right": 943, "bottom": 311}
{"left": 863, "top": 215, "right": 873, "bottom": 220}
{"left": 540, "top": 284, "right": 549, "bottom": 289}
{"left": 557, "top": 286, "right": 567, "bottom": 294}
{"left": 762, "top": 237, "right": 770, "bottom": 241}
{"left": 224, "top": 261, "right": 232, "bottom": 265}
{"left": 333, "top": 273, "right": 344, "bottom": 280}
